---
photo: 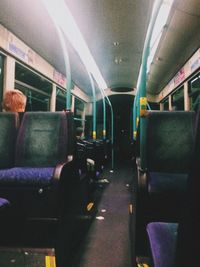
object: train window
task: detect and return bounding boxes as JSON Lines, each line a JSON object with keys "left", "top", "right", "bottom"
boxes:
{"left": 171, "top": 86, "right": 184, "bottom": 110}
{"left": 161, "top": 98, "right": 169, "bottom": 110}
{"left": 75, "top": 97, "right": 84, "bottom": 114}
{"left": 15, "top": 63, "right": 52, "bottom": 111}
{"left": 74, "top": 97, "right": 85, "bottom": 128}
{"left": 0, "top": 54, "right": 4, "bottom": 111}
{"left": 56, "top": 87, "right": 66, "bottom": 111}
{"left": 148, "top": 102, "right": 159, "bottom": 110}
{"left": 96, "top": 100, "right": 104, "bottom": 139}
{"left": 27, "top": 91, "right": 51, "bottom": 111}
{"left": 189, "top": 74, "right": 200, "bottom": 111}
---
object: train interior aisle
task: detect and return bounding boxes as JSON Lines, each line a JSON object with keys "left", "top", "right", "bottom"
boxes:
{"left": 0, "top": 94, "right": 139, "bottom": 267}
{"left": 0, "top": 160, "right": 137, "bottom": 267}
{"left": 0, "top": 0, "right": 200, "bottom": 266}
{"left": 70, "top": 161, "right": 134, "bottom": 267}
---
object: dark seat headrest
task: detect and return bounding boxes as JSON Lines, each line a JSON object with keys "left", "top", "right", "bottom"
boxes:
{"left": 15, "top": 112, "right": 69, "bottom": 167}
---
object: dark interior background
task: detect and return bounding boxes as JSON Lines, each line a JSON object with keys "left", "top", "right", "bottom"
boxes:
{"left": 94, "top": 95, "right": 134, "bottom": 162}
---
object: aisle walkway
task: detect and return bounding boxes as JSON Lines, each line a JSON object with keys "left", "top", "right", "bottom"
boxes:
{"left": 71, "top": 162, "right": 135, "bottom": 267}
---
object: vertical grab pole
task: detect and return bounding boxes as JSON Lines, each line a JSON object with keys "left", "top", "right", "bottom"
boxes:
{"left": 133, "top": 65, "right": 142, "bottom": 141}
{"left": 102, "top": 97, "right": 106, "bottom": 140}
{"left": 104, "top": 96, "right": 114, "bottom": 171}
{"left": 110, "top": 102, "right": 114, "bottom": 171}
{"left": 133, "top": 92, "right": 139, "bottom": 140}
{"left": 97, "top": 88, "right": 114, "bottom": 171}
{"left": 98, "top": 90, "right": 107, "bottom": 140}
{"left": 88, "top": 73, "right": 97, "bottom": 140}
{"left": 56, "top": 27, "right": 72, "bottom": 111}
{"left": 139, "top": 0, "right": 162, "bottom": 170}
{"left": 133, "top": 0, "right": 163, "bottom": 170}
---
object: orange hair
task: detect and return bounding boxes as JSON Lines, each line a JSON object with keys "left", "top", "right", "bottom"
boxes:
{"left": 2, "top": 90, "right": 27, "bottom": 112}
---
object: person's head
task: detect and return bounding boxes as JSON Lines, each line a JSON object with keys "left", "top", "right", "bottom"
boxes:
{"left": 2, "top": 89, "right": 27, "bottom": 112}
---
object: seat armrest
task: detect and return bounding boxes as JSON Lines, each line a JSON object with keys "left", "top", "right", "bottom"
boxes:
{"left": 136, "top": 157, "right": 148, "bottom": 194}
{"left": 87, "top": 158, "right": 95, "bottom": 171}
{"left": 136, "top": 157, "right": 140, "bottom": 166}
{"left": 53, "top": 156, "right": 74, "bottom": 181}
{"left": 137, "top": 167, "right": 148, "bottom": 195}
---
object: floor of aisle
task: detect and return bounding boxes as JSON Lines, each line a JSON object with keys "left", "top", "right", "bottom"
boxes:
{"left": 70, "top": 161, "right": 135, "bottom": 267}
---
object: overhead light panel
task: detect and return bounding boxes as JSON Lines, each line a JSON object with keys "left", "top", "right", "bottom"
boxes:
{"left": 113, "top": 42, "right": 120, "bottom": 46}
{"left": 114, "top": 58, "right": 122, "bottom": 64}
{"left": 42, "top": 0, "right": 107, "bottom": 90}
{"left": 147, "top": 0, "right": 174, "bottom": 73}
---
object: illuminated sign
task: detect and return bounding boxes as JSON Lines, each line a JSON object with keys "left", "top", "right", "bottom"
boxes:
{"left": 53, "top": 69, "right": 66, "bottom": 87}
{"left": 8, "top": 33, "right": 35, "bottom": 65}
{"left": 190, "top": 49, "right": 200, "bottom": 72}
{"left": 174, "top": 68, "right": 185, "bottom": 86}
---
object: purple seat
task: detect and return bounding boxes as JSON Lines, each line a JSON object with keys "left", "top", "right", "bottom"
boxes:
{"left": 146, "top": 109, "right": 200, "bottom": 267}
{"left": 147, "top": 222, "right": 178, "bottom": 267}
{"left": 0, "top": 167, "right": 54, "bottom": 186}
{"left": 137, "top": 111, "right": 196, "bottom": 221}
{"left": 0, "top": 197, "right": 10, "bottom": 209}
{"left": 0, "top": 112, "right": 76, "bottom": 219}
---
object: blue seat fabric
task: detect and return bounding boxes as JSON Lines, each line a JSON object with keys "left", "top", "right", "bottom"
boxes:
{"left": 147, "top": 222, "right": 178, "bottom": 267}
{"left": 0, "top": 167, "right": 54, "bottom": 186}
{"left": 0, "top": 112, "right": 70, "bottom": 218}
{"left": 0, "top": 197, "right": 10, "bottom": 209}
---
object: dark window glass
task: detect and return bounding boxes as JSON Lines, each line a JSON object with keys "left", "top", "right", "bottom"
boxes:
{"left": 189, "top": 74, "right": 200, "bottom": 111}
{"left": 74, "top": 97, "right": 84, "bottom": 128}
{"left": 161, "top": 98, "right": 169, "bottom": 110}
{"left": 15, "top": 63, "right": 52, "bottom": 111}
{"left": 172, "top": 86, "right": 184, "bottom": 110}
{"left": 56, "top": 87, "right": 66, "bottom": 111}
{"left": 148, "top": 102, "right": 159, "bottom": 110}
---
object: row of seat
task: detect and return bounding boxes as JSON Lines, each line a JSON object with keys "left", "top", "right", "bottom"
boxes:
{"left": 0, "top": 111, "right": 105, "bottom": 220}
{"left": 0, "top": 197, "right": 10, "bottom": 210}
{"left": 146, "top": 109, "right": 200, "bottom": 267}
{"left": 77, "top": 138, "right": 109, "bottom": 180}
{"left": 0, "top": 111, "right": 110, "bottom": 267}
{"left": 137, "top": 111, "right": 195, "bottom": 221}
{"left": 134, "top": 110, "right": 198, "bottom": 266}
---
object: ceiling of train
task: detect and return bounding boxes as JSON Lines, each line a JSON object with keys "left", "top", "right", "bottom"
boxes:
{"left": 0, "top": 0, "right": 200, "bottom": 97}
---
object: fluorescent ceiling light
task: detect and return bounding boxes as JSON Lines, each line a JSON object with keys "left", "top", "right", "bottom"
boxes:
{"left": 147, "top": 0, "right": 174, "bottom": 73}
{"left": 42, "top": 0, "right": 107, "bottom": 90}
